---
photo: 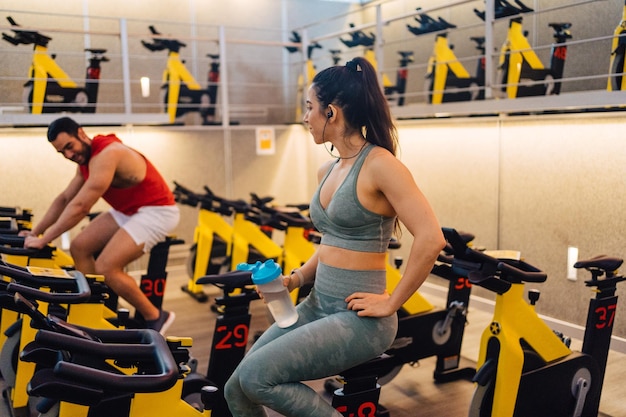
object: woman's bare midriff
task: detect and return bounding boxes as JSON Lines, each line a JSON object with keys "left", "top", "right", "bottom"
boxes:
{"left": 318, "top": 244, "right": 387, "bottom": 271}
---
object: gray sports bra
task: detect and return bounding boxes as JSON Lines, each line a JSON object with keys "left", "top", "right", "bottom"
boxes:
{"left": 309, "top": 144, "right": 396, "bottom": 253}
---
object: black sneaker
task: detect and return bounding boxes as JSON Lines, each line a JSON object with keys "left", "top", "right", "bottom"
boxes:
{"left": 146, "top": 310, "right": 176, "bottom": 335}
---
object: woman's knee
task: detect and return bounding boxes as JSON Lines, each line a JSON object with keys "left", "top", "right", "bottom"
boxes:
{"left": 223, "top": 372, "right": 241, "bottom": 404}
{"left": 225, "top": 367, "right": 264, "bottom": 405}
{"left": 230, "top": 361, "right": 271, "bottom": 403}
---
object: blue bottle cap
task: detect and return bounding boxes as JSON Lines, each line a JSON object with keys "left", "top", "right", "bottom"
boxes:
{"left": 236, "top": 259, "right": 282, "bottom": 285}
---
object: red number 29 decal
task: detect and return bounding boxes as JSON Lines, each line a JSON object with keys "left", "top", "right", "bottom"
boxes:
{"left": 215, "top": 324, "right": 249, "bottom": 350}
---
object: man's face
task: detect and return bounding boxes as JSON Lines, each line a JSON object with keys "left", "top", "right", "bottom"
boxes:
{"left": 51, "top": 130, "right": 91, "bottom": 165}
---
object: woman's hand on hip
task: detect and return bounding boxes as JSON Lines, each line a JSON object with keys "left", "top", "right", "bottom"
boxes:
{"left": 345, "top": 290, "right": 395, "bottom": 317}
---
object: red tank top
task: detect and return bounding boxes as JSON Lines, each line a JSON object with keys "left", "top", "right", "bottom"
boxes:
{"left": 79, "top": 134, "right": 175, "bottom": 215}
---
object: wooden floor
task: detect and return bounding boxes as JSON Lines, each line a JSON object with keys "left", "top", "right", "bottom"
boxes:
{"left": 2, "top": 255, "right": 625, "bottom": 417}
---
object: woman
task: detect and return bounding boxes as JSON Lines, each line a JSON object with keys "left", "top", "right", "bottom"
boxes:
{"left": 224, "top": 57, "right": 445, "bottom": 416}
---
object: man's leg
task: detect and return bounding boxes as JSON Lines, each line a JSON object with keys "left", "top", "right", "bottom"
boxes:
{"left": 70, "top": 212, "right": 118, "bottom": 274}
{"left": 93, "top": 227, "right": 160, "bottom": 321}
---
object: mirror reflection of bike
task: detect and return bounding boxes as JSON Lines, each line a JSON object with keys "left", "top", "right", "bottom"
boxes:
{"left": 496, "top": 17, "right": 572, "bottom": 98}
{"left": 2, "top": 16, "right": 109, "bottom": 114}
{"left": 141, "top": 25, "right": 218, "bottom": 124}
{"left": 608, "top": 0, "right": 626, "bottom": 91}
{"left": 423, "top": 33, "right": 485, "bottom": 104}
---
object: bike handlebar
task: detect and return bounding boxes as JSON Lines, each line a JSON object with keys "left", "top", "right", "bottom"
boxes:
{"left": 0, "top": 234, "right": 27, "bottom": 247}
{"left": 34, "top": 328, "right": 178, "bottom": 392}
{"left": 2, "top": 16, "right": 52, "bottom": 47}
{"left": 1, "top": 261, "right": 91, "bottom": 304}
{"left": 196, "top": 270, "right": 253, "bottom": 288}
{"left": 496, "top": 260, "right": 547, "bottom": 283}
{"left": 250, "top": 192, "right": 314, "bottom": 229}
{"left": 441, "top": 227, "right": 546, "bottom": 293}
{"left": 0, "top": 234, "right": 57, "bottom": 258}
{"left": 141, "top": 25, "right": 186, "bottom": 53}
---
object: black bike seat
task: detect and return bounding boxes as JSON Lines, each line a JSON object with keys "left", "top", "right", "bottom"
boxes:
{"left": 574, "top": 255, "right": 623, "bottom": 273}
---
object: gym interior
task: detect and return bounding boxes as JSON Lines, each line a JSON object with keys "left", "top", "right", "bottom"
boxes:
{"left": 1, "top": 0, "right": 626, "bottom": 416}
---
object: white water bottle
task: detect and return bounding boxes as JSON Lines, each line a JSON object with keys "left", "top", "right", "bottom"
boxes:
{"left": 238, "top": 260, "right": 298, "bottom": 328}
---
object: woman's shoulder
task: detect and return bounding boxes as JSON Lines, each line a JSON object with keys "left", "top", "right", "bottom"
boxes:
{"left": 365, "top": 145, "right": 398, "bottom": 166}
{"left": 317, "top": 159, "right": 335, "bottom": 182}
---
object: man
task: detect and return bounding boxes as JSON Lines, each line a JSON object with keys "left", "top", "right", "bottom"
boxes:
{"left": 24, "top": 117, "right": 179, "bottom": 334}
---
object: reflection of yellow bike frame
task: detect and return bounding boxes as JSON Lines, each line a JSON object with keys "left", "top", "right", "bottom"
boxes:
{"left": 294, "top": 57, "right": 317, "bottom": 122}
{"left": 426, "top": 35, "right": 471, "bottom": 104}
{"left": 28, "top": 45, "right": 78, "bottom": 114}
{"left": 162, "top": 52, "right": 202, "bottom": 122}
{"left": 363, "top": 48, "right": 393, "bottom": 91}
{"left": 498, "top": 18, "right": 545, "bottom": 98}
{"left": 608, "top": 0, "right": 626, "bottom": 91}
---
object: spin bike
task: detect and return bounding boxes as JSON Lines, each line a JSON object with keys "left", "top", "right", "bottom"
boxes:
{"left": 2, "top": 16, "right": 109, "bottom": 114}
{"left": 496, "top": 17, "right": 572, "bottom": 98}
{"left": 141, "top": 25, "right": 213, "bottom": 124}
{"left": 0, "top": 234, "right": 183, "bottom": 412}
{"left": 3, "top": 287, "right": 216, "bottom": 417}
{"left": 441, "top": 229, "right": 625, "bottom": 417}
{"left": 608, "top": 0, "right": 626, "bottom": 91}
{"left": 174, "top": 184, "right": 282, "bottom": 302}
{"left": 0, "top": 259, "right": 96, "bottom": 417}
{"left": 423, "top": 33, "right": 486, "bottom": 104}
{"left": 326, "top": 228, "right": 477, "bottom": 417}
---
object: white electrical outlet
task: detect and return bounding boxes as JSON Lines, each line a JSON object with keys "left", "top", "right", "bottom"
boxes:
{"left": 567, "top": 246, "right": 578, "bottom": 281}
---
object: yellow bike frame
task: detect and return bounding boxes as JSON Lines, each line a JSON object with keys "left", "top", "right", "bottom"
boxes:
{"left": 163, "top": 51, "right": 202, "bottom": 123}
{"left": 294, "top": 56, "right": 317, "bottom": 122}
{"left": 363, "top": 48, "right": 394, "bottom": 91}
{"left": 608, "top": 0, "right": 626, "bottom": 91}
{"left": 498, "top": 18, "right": 545, "bottom": 98}
{"left": 475, "top": 274, "right": 571, "bottom": 416}
{"left": 28, "top": 44, "right": 78, "bottom": 114}
{"left": 185, "top": 207, "right": 234, "bottom": 297}
{"left": 426, "top": 34, "right": 472, "bottom": 105}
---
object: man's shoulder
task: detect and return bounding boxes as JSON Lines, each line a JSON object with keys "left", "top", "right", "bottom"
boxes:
{"left": 93, "top": 133, "right": 123, "bottom": 145}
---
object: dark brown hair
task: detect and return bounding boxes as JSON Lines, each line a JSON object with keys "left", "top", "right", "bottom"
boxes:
{"left": 311, "top": 56, "right": 398, "bottom": 155}
{"left": 47, "top": 117, "right": 80, "bottom": 142}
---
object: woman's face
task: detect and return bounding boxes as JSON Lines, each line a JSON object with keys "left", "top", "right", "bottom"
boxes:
{"left": 303, "top": 86, "right": 327, "bottom": 145}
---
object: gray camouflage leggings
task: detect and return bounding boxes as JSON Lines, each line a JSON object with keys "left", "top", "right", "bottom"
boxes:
{"left": 223, "top": 285, "right": 397, "bottom": 417}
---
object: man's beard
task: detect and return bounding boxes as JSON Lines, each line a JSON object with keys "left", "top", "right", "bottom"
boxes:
{"left": 77, "top": 143, "right": 92, "bottom": 165}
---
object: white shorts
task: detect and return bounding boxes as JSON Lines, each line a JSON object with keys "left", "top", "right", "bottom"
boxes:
{"left": 109, "top": 205, "right": 180, "bottom": 253}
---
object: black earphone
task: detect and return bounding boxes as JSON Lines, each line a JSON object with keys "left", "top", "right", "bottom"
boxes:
{"left": 327, "top": 109, "right": 333, "bottom": 118}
